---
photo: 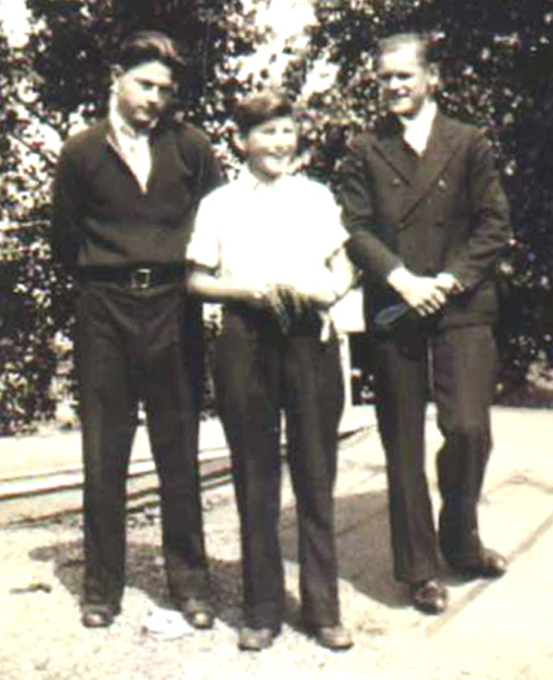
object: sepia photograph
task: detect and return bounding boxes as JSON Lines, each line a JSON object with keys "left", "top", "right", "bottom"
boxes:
{"left": 0, "top": 1, "right": 552, "bottom": 678}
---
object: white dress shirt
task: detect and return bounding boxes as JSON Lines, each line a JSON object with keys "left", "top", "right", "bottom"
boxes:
{"left": 399, "top": 99, "right": 438, "bottom": 156}
{"left": 107, "top": 101, "right": 152, "bottom": 193}
{"left": 187, "top": 166, "right": 355, "bottom": 336}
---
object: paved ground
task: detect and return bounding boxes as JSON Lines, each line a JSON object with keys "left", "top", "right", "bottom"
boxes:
{"left": 0, "top": 405, "right": 552, "bottom": 680}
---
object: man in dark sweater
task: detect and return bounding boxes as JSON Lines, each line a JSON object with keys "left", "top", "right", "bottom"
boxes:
{"left": 52, "top": 31, "right": 222, "bottom": 629}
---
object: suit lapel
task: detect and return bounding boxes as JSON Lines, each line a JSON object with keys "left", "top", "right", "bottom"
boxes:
{"left": 398, "top": 113, "right": 460, "bottom": 224}
{"left": 371, "top": 116, "right": 414, "bottom": 184}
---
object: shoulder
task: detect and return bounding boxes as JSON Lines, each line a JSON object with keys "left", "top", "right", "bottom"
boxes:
{"left": 170, "top": 119, "right": 215, "bottom": 155}
{"left": 345, "top": 117, "right": 398, "bottom": 156}
{"left": 197, "top": 179, "right": 235, "bottom": 209}
{"left": 346, "top": 129, "right": 376, "bottom": 153}
{"left": 59, "top": 120, "right": 107, "bottom": 159}
{"left": 289, "top": 174, "right": 334, "bottom": 197}
{"left": 438, "top": 112, "right": 487, "bottom": 143}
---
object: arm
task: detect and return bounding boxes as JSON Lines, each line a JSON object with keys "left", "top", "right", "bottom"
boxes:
{"left": 340, "top": 138, "right": 403, "bottom": 281}
{"left": 187, "top": 266, "right": 267, "bottom": 306}
{"left": 340, "top": 137, "right": 448, "bottom": 316}
{"left": 298, "top": 242, "right": 358, "bottom": 310}
{"left": 179, "top": 125, "right": 224, "bottom": 201}
{"left": 197, "top": 139, "right": 224, "bottom": 199}
{"left": 51, "top": 142, "right": 83, "bottom": 271}
{"left": 187, "top": 266, "right": 292, "bottom": 332}
{"left": 444, "top": 128, "right": 511, "bottom": 290}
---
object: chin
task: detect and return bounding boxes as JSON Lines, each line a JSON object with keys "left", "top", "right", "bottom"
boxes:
{"left": 264, "top": 164, "right": 289, "bottom": 178}
{"left": 390, "top": 103, "right": 414, "bottom": 116}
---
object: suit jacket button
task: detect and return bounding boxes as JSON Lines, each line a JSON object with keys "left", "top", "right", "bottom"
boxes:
{"left": 392, "top": 177, "right": 401, "bottom": 187}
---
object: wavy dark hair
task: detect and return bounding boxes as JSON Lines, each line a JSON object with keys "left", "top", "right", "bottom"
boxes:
{"left": 115, "top": 30, "right": 186, "bottom": 76}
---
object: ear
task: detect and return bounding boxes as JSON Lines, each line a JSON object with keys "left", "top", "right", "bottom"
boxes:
{"left": 110, "top": 65, "right": 124, "bottom": 92}
{"left": 428, "top": 64, "right": 440, "bottom": 92}
{"left": 234, "top": 132, "right": 247, "bottom": 155}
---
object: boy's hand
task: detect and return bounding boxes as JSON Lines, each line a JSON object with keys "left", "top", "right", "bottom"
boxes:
{"left": 248, "top": 284, "right": 312, "bottom": 333}
{"left": 265, "top": 285, "right": 293, "bottom": 333}
{"left": 275, "top": 284, "right": 308, "bottom": 319}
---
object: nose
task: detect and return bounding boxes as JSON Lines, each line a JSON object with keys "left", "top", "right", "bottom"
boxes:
{"left": 274, "top": 131, "right": 294, "bottom": 150}
{"left": 389, "top": 75, "right": 403, "bottom": 91}
{"left": 146, "top": 87, "right": 163, "bottom": 107}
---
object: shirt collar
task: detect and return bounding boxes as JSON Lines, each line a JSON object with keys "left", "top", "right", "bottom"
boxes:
{"left": 399, "top": 99, "right": 438, "bottom": 155}
{"left": 108, "top": 97, "right": 154, "bottom": 143}
{"left": 237, "top": 164, "right": 293, "bottom": 192}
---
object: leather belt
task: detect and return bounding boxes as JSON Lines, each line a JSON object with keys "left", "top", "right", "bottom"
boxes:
{"left": 77, "top": 266, "right": 186, "bottom": 290}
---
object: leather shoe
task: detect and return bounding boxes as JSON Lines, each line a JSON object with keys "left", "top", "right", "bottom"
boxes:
{"left": 409, "top": 579, "right": 448, "bottom": 615}
{"left": 180, "top": 598, "right": 214, "bottom": 629}
{"left": 238, "top": 627, "right": 275, "bottom": 651}
{"left": 82, "top": 607, "right": 115, "bottom": 628}
{"left": 448, "top": 547, "right": 508, "bottom": 579}
{"left": 313, "top": 625, "right": 354, "bottom": 651}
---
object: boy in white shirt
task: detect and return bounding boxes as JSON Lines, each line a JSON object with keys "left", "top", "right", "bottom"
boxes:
{"left": 187, "top": 91, "right": 354, "bottom": 651}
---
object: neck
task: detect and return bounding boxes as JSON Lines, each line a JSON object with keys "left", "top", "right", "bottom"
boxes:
{"left": 247, "top": 165, "right": 285, "bottom": 185}
{"left": 399, "top": 97, "right": 436, "bottom": 124}
{"left": 110, "top": 97, "right": 156, "bottom": 134}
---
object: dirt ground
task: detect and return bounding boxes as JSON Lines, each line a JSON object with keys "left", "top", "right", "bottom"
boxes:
{"left": 1, "top": 408, "right": 553, "bottom": 680}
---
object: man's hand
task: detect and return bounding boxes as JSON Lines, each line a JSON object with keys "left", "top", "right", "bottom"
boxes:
{"left": 387, "top": 267, "right": 448, "bottom": 317}
{"left": 435, "top": 272, "right": 464, "bottom": 295}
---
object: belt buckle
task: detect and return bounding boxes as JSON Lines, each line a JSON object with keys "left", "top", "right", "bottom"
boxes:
{"left": 129, "top": 267, "right": 153, "bottom": 290}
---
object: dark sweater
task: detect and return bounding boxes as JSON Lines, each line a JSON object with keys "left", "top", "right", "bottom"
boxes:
{"left": 51, "top": 119, "right": 222, "bottom": 270}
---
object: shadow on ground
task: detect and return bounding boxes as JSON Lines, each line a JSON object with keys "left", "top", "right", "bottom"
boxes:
{"left": 27, "top": 537, "right": 306, "bottom": 632}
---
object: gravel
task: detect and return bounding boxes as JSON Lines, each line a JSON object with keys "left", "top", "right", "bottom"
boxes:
{"left": 1, "top": 432, "right": 511, "bottom": 680}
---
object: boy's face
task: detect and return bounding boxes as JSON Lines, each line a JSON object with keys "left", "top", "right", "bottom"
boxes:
{"left": 113, "top": 60, "right": 175, "bottom": 130}
{"left": 240, "top": 116, "right": 297, "bottom": 181}
{"left": 377, "top": 41, "right": 437, "bottom": 119}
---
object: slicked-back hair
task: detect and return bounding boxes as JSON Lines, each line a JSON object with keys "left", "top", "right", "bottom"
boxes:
{"left": 377, "top": 32, "right": 433, "bottom": 70}
{"left": 115, "top": 30, "right": 186, "bottom": 76}
{"left": 234, "top": 91, "right": 295, "bottom": 136}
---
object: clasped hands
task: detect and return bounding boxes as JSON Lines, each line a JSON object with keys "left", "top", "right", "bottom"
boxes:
{"left": 248, "top": 283, "right": 333, "bottom": 334}
{"left": 387, "top": 267, "right": 463, "bottom": 317}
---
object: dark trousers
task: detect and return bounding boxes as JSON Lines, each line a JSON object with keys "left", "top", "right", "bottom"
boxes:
{"left": 372, "top": 323, "right": 497, "bottom": 584}
{"left": 74, "top": 282, "right": 210, "bottom": 610}
{"left": 213, "top": 308, "right": 344, "bottom": 630}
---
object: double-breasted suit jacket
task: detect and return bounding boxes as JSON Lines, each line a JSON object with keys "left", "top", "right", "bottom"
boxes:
{"left": 340, "top": 110, "right": 511, "bottom": 583}
{"left": 341, "top": 111, "right": 511, "bottom": 329}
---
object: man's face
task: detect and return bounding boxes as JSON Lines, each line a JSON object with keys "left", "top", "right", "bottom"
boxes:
{"left": 377, "top": 42, "right": 436, "bottom": 119}
{"left": 113, "top": 60, "right": 174, "bottom": 130}
{"left": 240, "top": 116, "right": 298, "bottom": 181}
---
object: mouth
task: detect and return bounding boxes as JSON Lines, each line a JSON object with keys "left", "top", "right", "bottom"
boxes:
{"left": 389, "top": 91, "right": 410, "bottom": 101}
{"left": 267, "top": 152, "right": 293, "bottom": 161}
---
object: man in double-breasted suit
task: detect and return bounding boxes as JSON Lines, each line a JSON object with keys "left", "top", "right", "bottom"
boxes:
{"left": 340, "top": 32, "right": 511, "bottom": 614}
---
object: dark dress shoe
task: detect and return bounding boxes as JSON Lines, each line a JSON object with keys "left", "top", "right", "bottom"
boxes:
{"left": 448, "top": 548, "right": 508, "bottom": 579}
{"left": 181, "top": 598, "right": 214, "bottom": 629}
{"left": 82, "top": 607, "right": 115, "bottom": 628}
{"left": 409, "top": 579, "right": 448, "bottom": 615}
{"left": 238, "top": 627, "right": 275, "bottom": 651}
{"left": 313, "top": 625, "right": 354, "bottom": 651}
